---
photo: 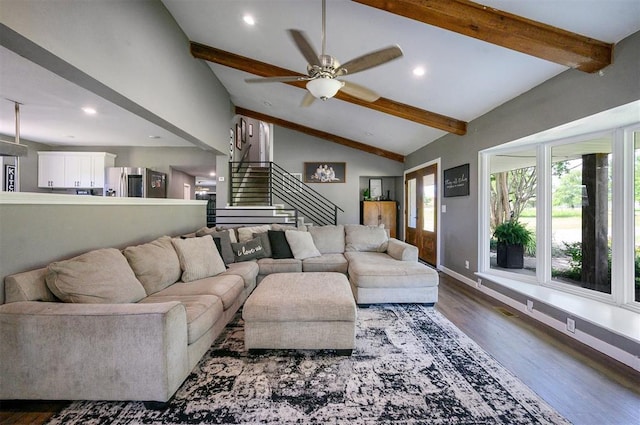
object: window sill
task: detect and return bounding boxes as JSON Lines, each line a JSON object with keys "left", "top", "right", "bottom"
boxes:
{"left": 476, "top": 272, "right": 640, "bottom": 344}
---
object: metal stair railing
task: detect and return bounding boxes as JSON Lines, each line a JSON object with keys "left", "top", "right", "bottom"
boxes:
{"left": 229, "top": 161, "right": 344, "bottom": 226}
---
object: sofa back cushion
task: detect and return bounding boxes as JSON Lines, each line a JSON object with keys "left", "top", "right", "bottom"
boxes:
{"left": 171, "top": 236, "right": 227, "bottom": 282}
{"left": 237, "top": 225, "right": 271, "bottom": 242}
{"left": 46, "top": 248, "right": 147, "bottom": 303}
{"left": 344, "top": 224, "right": 389, "bottom": 252}
{"left": 123, "top": 236, "right": 181, "bottom": 295}
{"left": 309, "top": 224, "right": 345, "bottom": 254}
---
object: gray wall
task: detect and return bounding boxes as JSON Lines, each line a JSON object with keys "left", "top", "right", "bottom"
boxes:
{"left": 405, "top": 30, "right": 640, "bottom": 279}
{"left": 169, "top": 168, "right": 196, "bottom": 200}
{"left": 1, "top": 0, "right": 232, "bottom": 154}
{"left": 0, "top": 200, "right": 206, "bottom": 304}
{"left": 273, "top": 126, "right": 404, "bottom": 225}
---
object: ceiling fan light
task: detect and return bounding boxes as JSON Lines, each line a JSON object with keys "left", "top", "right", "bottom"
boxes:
{"left": 306, "top": 78, "right": 342, "bottom": 100}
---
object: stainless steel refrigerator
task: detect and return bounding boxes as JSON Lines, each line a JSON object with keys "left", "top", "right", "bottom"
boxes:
{"left": 104, "top": 167, "right": 167, "bottom": 198}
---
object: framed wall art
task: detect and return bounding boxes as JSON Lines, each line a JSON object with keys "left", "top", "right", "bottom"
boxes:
{"left": 235, "top": 123, "right": 242, "bottom": 151}
{"left": 443, "top": 163, "right": 470, "bottom": 197}
{"left": 240, "top": 118, "right": 247, "bottom": 143}
{"left": 369, "top": 178, "right": 382, "bottom": 199}
{"left": 304, "top": 162, "right": 346, "bottom": 183}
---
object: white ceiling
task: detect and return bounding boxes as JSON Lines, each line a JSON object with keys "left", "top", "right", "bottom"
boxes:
{"left": 1, "top": 0, "right": 639, "bottom": 161}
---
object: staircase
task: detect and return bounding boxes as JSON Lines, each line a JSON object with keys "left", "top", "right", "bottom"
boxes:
{"left": 227, "top": 161, "right": 343, "bottom": 227}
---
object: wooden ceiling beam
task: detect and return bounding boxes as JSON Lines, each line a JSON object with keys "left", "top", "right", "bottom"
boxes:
{"left": 191, "top": 41, "right": 466, "bottom": 135}
{"left": 236, "top": 107, "right": 405, "bottom": 163}
{"left": 353, "top": 0, "right": 612, "bottom": 73}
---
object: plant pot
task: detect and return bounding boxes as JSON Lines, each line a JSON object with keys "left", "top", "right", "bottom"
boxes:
{"left": 496, "top": 243, "right": 524, "bottom": 269}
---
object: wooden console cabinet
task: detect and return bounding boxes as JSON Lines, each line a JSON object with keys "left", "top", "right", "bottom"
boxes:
{"left": 361, "top": 201, "right": 397, "bottom": 238}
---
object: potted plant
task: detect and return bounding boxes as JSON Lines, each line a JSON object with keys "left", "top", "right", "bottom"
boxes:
{"left": 492, "top": 220, "right": 534, "bottom": 269}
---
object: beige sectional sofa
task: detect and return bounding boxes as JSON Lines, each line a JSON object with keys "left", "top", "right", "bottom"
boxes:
{"left": 0, "top": 223, "right": 437, "bottom": 403}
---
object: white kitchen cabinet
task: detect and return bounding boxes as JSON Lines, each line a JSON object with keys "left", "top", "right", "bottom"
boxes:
{"left": 38, "top": 152, "right": 116, "bottom": 189}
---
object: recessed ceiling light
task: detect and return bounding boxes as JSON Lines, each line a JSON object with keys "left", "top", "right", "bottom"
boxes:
{"left": 243, "top": 14, "right": 255, "bottom": 25}
{"left": 82, "top": 107, "right": 97, "bottom": 115}
{"left": 263, "top": 100, "right": 273, "bottom": 107}
{"left": 209, "top": 172, "right": 216, "bottom": 176}
{"left": 412, "top": 67, "right": 426, "bottom": 77}
{"left": 148, "top": 135, "right": 161, "bottom": 139}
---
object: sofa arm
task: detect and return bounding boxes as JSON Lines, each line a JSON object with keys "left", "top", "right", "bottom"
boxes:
{"left": 386, "top": 238, "right": 419, "bottom": 262}
{"left": 0, "top": 301, "right": 190, "bottom": 402}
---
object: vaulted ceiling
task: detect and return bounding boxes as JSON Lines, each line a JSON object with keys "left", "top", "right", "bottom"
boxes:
{"left": 1, "top": 0, "right": 639, "bottom": 164}
{"left": 164, "top": 0, "right": 638, "bottom": 161}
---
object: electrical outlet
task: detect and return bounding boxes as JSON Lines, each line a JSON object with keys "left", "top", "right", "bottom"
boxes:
{"left": 476, "top": 278, "right": 482, "bottom": 288}
{"left": 566, "top": 318, "right": 576, "bottom": 333}
{"left": 526, "top": 300, "right": 533, "bottom": 312}
{"left": 465, "top": 260, "right": 470, "bottom": 269}
{"left": 441, "top": 205, "right": 447, "bottom": 213}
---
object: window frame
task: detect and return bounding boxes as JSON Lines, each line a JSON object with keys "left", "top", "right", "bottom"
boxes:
{"left": 479, "top": 124, "right": 640, "bottom": 312}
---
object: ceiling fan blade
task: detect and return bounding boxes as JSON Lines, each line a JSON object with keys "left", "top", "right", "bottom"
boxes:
{"left": 336, "top": 45, "right": 403, "bottom": 76}
{"left": 245, "top": 75, "right": 310, "bottom": 83}
{"left": 339, "top": 81, "right": 380, "bottom": 103}
{"left": 288, "top": 29, "right": 321, "bottom": 67}
{"left": 300, "top": 91, "right": 316, "bottom": 107}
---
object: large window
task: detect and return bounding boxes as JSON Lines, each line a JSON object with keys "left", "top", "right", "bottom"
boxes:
{"left": 480, "top": 120, "right": 639, "bottom": 310}
{"left": 489, "top": 150, "right": 537, "bottom": 275}
{"left": 551, "top": 137, "right": 612, "bottom": 295}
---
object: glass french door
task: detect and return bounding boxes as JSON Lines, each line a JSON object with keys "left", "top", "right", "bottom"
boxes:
{"left": 406, "top": 164, "right": 438, "bottom": 265}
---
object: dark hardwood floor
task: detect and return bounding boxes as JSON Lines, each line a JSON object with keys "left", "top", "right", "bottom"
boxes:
{"left": 1, "top": 272, "right": 638, "bottom": 425}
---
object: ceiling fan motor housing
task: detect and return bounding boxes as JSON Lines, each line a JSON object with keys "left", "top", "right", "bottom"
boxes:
{"left": 308, "top": 54, "right": 340, "bottom": 79}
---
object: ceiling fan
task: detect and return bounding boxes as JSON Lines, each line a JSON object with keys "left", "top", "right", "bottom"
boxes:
{"left": 245, "top": 0, "right": 403, "bottom": 107}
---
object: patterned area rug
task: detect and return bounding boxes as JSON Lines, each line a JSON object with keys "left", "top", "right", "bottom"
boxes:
{"left": 47, "top": 305, "right": 570, "bottom": 424}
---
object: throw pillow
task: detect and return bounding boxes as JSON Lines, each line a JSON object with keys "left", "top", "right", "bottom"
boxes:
{"left": 46, "top": 248, "right": 146, "bottom": 303}
{"left": 268, "top": 230, "right": 293, "bottom": 259}
{"left": 252, "top": 232, "right": 272, "bottom": 258}
{"left": 208, "top": 231, "right": 235, "bottom": 265}
{"left": 309, "top": 224, "right": 345, "bottom": 254}
{"left": 285, "top": 230, "right": 322, "bottom": 260}
{"left": 237, "top": 225, "right": 272, "bottom": 242}
{"left": 123, "top": 236, "right": 181, "bottom": 295}
{"left": 231, "top": 237, "right": 266, "bottom": 262}
{"left": 344, "top": 224, "right": 389, "bottom": 252}
{"left": 171, "top": 236, "right": 226, "bottom": 282}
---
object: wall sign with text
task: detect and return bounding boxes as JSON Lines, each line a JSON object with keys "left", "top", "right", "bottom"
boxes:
{"left": 4, "top": 164, "right": 16, "bottom": 192}
{"left": 443, "top": 163, "right": 469, "bottom": 197}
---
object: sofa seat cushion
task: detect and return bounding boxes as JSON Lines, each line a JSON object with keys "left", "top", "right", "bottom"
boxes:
{"left": 139, "top": 295, "right": 222, "bottom": 344}
{"left": 243, "top": 272, "right": 356, "bottom": 323}
{"left": 220, "top": 261, "right": 259, "bottom": 289}
{"left": 152, "top": 275, "right": 244, "bottom": 311}
{"left": 46, "top": 248, "right": 147, "bottom": 304}
{"left": 345, "top": 252, "right": 438, "bottom": 288}
{"left": 302, "top": 254, "right": 348, "bottom": 273}
{"left": 257, "top": 258, "right": 302, "bottom": 275}
{"left": 123, "top": 236, "right": 181, "bottom": 295}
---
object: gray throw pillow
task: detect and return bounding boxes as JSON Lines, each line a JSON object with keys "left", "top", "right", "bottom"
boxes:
{"left": 231, "top": 237, "right": 267, "bottom": 262}
{"left": 285, "top": 229, "right": 321, "bottom": 260}
{"left": 252, "top": 232, "right": 272, "bottom": 258}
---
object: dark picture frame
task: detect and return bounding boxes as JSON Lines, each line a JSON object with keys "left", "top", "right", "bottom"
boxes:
{"left": 443, "top": 163, "right": 470, "bottom": 197}
{"left": 240, "top": 118, "right": 247, "bottom": 143}
{"left": 4, "top": 164, "right": 16, "bottom": 192}
{"left": 304, "top": 162, "right": 346, "bottom": 183}
{"left": 235, "top": 123, "right": 242, "bottom": 151}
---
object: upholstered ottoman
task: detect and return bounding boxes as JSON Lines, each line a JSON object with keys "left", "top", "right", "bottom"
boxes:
{"left": 242, "top": 272, "right": 357, "bottom": 354}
